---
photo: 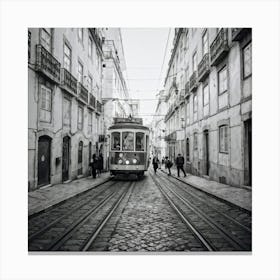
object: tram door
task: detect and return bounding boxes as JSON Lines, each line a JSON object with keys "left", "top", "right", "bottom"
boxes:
{"left": 38, "top": 136, "right": 51, "bottom": 186}
{"left": 78, "top": 141, "right": 83, "bottom": 175}
{"left": 62, "top": 136, "right": 70, "bottom": 182}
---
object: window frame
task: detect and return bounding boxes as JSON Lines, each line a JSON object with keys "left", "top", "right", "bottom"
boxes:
{"left": 111, "top": 132, "right": 121, "bottom": 151}
{"left": 78, "top": 28, "right": 83, "bottom": 43}
{"left": 88, "top": 35, "right": 93, "bottom": 59}
{"left": 218, "top": 66, "right": 228, "bottom": 96}
{"left": 88, "top": 111, "right": 92, "bottom": 134}
{"left": 193, "top": 133, "right": 198, "bottom": 150}
{"left": 242, "top": 41, "right": 252, "bottom": 79}
{"left": 219, "top": 125, "right": 229, "bottom": 154}
{"left": 40, "top": 28, "right": 52, "bottom": 52}
{"left": 77, "top": 105, "right": 83, "bottom": 130}
{"left": 192, "top": 51, "right": 198, "bottom": 72}
{"left": 40, "top": 84, "right": 52, "bottom": 123}
{"left": 63, "top": 97, "right": 71, "bottom": 127}
{"left": 78, "top": 60, "right": 84, "bottom": 84}
{"left": 122, "top": 131, "right": 135, "bottom": 151}
{"left": 202, "top": 30, "right": 209, "bottom": 56}
{"left": 135, "top": 132, "right": 145, "bottom": 151}
{"left": 63, "top": 42, "right": 72, "bottom": 72}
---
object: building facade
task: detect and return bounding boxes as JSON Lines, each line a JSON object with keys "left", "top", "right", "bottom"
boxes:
{"left": 101, "top": 28, "right": 131, "bottom": 170}
{"left": 151, "top": 90, "right": 167, "bottom": 161}
{"left": 163, "top": 28, "right": 252, "bottom": 187}
{"left": 28, "top": 28, "right": 105, "bottom": 191}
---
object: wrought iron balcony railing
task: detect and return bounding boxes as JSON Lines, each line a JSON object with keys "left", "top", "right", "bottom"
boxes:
{"left": 231, "top": 28, "right": 251, "bottom": 41}
{"left": 36, "top": 44, "right": 60, "bottom": 83}
{"left": 89, "top": 94, "right": 96, "bottom": 108}
{"left": 96, "top": 100, "right": 102, "bottom": 113}
{"left": 78, "top": 82, "right": 88, "bottom": 104}
{"left": 164, "top": 131, "right": 176, "bottom": 142}
{"left": 89, "top": 28, "right": 103, "bottom": 50}
{"left": 189, "top": 71, "right": 198, "bottom": 92}
{"left": 210, "top": 28, "right": 229, "bottom": 66}
{"left": 60, "top": 68, "right": 77, "bottom": 95}
{"left": 198, "top": 53, "right": 210, "bottom": 82}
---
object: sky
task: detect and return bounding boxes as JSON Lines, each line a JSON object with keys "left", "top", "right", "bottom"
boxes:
{"left": 121, "top": 28, "right": 174, "bottom": 125}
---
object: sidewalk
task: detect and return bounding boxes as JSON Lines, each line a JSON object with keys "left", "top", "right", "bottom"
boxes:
{"left": 159, "top": 167, "right": 252, "bottom": 212}
{"left": 28, "top": 173, "right": 111, "bottom": 217}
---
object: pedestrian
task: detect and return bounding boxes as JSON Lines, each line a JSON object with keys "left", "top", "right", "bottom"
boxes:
{"left": 152, "top": 155, "right": 159, "bottom": 174}
{"left": 89, "top": 154, "right": 98, "bottom": 179}
{"left": 175, "top": 153, "right": 186, "bottom": 177}
{"left": 97, "top": 153, "right": 103, "bottom": 177}
{"left": 165, "top": 156, "right": 172, "bottom": 176}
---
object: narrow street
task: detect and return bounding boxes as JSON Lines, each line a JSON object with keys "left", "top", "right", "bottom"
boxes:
{"left": 28, "top": 169, "right": 251, "bottom": 252}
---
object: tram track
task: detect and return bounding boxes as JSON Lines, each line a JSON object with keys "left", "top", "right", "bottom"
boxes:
{"left": 150, "top": 171, "right": 251, "bottom": 251}
{"left": 29, "top": 180, "right": 134, "bottom": 251}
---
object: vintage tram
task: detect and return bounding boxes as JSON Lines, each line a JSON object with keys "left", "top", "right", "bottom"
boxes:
{"left": 108, "top": 117, "right": 150, "bottom": 178}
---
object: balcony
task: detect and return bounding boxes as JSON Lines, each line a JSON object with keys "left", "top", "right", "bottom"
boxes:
{"left": 89, "top": 94, "right": 96, "bottom": 109}
{"left": 89, "top": 28, "right": 103, "bottom": 50}
{"left": 99, "top": 135, "right": 105, "bottom": 142}
{"left": 210, "top": 28, "right": 229, "bottom": 66}
{"left": 60, "top": 68, "right": 77, "bottom": 96}
{"left": 78, "top": 82, "right": 88, "bottom": 104}
{"left": 185, "top": 81, "right": 190, "bottom": 96}
{"left": 198, "top": 53, "right": 210, "bottom": 82}
{"left": 231, "top": 28, "right": 251, "bottom": 41}
{"left": 96, "top": 100, "right": 102, "bottom": 114}
{"left": 164, "top": 131, "right": 176, "bottom": 142}
{"left": 36, "top": 44, "right": 60, "bottom": 83}
{"left": 189, "top": 71, "right": 198, "bottom": 92}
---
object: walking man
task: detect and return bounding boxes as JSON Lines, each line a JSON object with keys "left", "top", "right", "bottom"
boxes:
{"left": 175, "top": 153, "right": 186, "bottom": 177}
{"left": 165, "top": 156, "right": 172, "bottom": 176}
{"left": 152, "top": 155, "right": 159, "bottom": 174}
{"left": 89, "top": 154, "right": 98, "bottom": 179}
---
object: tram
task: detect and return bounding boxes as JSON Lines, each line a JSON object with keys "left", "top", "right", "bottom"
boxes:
{"left": 108, "top": 117, "right": 150, "bottom": 178}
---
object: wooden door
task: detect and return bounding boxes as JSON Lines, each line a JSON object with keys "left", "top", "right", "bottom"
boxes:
{"left": 38, "top": 136, "right": 51, "bottom": 186}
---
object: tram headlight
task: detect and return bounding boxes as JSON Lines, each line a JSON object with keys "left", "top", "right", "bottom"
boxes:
{"left": 125, "top": 160, "right": 130, "bottom": 165}
{"left": 132, "top": 158, "right": 137, "bottom": 164}
{"left": 118, "top": 159, "right": 123, "bottom": 164}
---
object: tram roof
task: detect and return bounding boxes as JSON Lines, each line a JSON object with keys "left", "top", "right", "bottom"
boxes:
{"left": 108, "top": 123, "right": 149, "bottom": 131}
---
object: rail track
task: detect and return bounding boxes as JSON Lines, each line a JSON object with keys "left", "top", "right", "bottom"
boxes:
{"left": 150, "top": 171, "right": 251, "bottom": 251}
{"left": 29, "top": 180, "right": 134, "bottom": 251}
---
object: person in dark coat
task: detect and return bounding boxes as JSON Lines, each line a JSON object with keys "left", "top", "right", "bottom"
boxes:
{"left": 89, "top": 154, "right": 98, "bottom": 179}
{"left": 152, "top": 156, "right": 159, "bottom": 174}
{"left": 97, "top": 153, "right": 103, "bottom": 177}
{"left": 165, "top": 156, "right": 172, "bottom": 176}
{"left": 175, "top": 153, "right": 186, "bottom": 177}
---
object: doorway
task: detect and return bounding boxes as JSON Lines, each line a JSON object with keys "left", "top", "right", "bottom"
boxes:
{"left": 204, "top": 130, "right": 209, "bottom": 176}
{"left": 244, "top": 119, "right": 252, "bottom": 186}
{"left": 62, "top": 136, "right": 70, "bottom": 182}
{"left": 78, "top": 141, "right": 83, "bottom": 175}
{"left": 38, "top": 136, "right": 51, "bottom": 187}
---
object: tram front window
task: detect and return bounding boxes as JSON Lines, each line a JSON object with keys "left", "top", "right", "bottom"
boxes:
{"left": 136, "top": 132, "right": 144, "bottom": 151}
{"left": 111, "top": 132, "right": 120, "bottom": 150}
{"left": 122, "top": 132, "right": 134, "bottom": 151}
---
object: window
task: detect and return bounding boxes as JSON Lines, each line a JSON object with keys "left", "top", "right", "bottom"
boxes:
{"left": 78, "top": 28, "right": 83, "bottom": 42}
{"left": 63, "top": 43, "right": 71, "bottom": 72}
{"left": 185, "top": 66, "right": 189, "bottom": 81}
{"left": 219, "top": 125, "right": 229, "bottom": 153}
{"left": 193, "top": 52, "right": 197, "bottom": 72}
{"left": 78, "top": 61, "right": 83, "bottom": 83}
{"left": 78, "top": 106, "right": 83, "bottom": 130}
{"left": 40, "top": 28, "right": 51, "bottom": 52}
{"left": 202, "top": 30, "right": 209, "bottom": 56}
{"left": 88, "top": 111, "right": 92, "bottom": 134}
{"left": 218, "top": 66, "right": 227, "bottom": 95}
{"left": 40, "top": 85, "right": 52, "bottom": 122}
{"left": 203, "top": 84, "right": 209, "bottom": 117}
{"left": 243, "top": 42, "right": 252, "bottom": 78}
{"left": 193, "top": 94, "right": 198, "bottom": 122}
{"left": 88, "top": 75, "right": 93, "bottom": 93}
{"left": 88, "top": 36, "right": 93, "bottom": 58}
{"left": 136, "top": 132, "right": 145, "bottom": 151}
{"left": 186, "top": 138, "right": 190, "bottom": 161}
{"left": 63, "top": 97, "right": 71, "bottom": 127}
{"left": 194, "top": 133, "right": 198, "bottom": 150}
{"left": 122, "top": 132, "right": 134, "bottom": 151}
{"left": 186, "top": 97, "right": 190, "bottom": 125}
{"left": 111, "top": 132, "right": 120, "bottom": 151}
